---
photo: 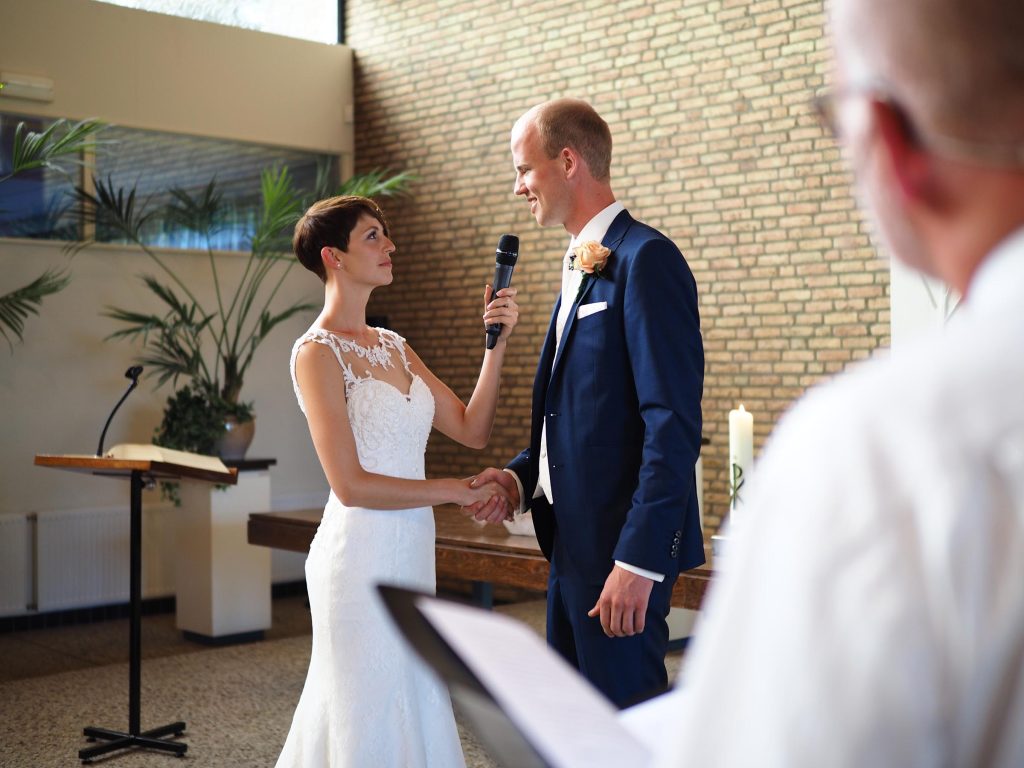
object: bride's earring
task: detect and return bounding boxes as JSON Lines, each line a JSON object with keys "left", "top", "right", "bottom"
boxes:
{"left": 322, "top": 248, "right": 343, "bottom": 270}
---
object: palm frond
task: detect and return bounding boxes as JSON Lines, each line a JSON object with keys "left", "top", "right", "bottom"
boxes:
{"left": 6, "top": 118, "right": 106, "bottom": 179}
{"left": 73, "top": 176, "right": 158, "bottom": 244}
{"left": 250, "top": 167, "right": 303, "bottom": 255}
{"left": 165, "top": 179, "right": 224, "bottom": 236}
{"left": 336, "top": 169, "right": 416, "bottom": 198}
{"left": 253, "top": 301, "right": 319, "bottom": 346}
{"left": 0, "top": 269, "right": 70, "bottom": 348}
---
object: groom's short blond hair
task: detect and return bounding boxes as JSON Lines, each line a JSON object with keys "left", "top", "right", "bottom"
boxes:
{"left": 531, "top": 99, "right": 613, "bottom": 182}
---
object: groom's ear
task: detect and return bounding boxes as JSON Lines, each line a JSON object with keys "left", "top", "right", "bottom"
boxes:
{"left": 561, "top": 147, "right": 580, "bottom": 179}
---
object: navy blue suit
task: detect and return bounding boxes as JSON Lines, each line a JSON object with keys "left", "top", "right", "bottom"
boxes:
{"left": 508, "top": 210, "right": 704, "bottom": 706}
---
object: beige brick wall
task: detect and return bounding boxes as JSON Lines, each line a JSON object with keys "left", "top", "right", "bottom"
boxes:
{"left": 347, "top": 0, "right": 889, "bottom": 536}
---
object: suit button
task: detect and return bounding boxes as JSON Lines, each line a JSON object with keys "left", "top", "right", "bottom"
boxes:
{"left": 674, "top": 530, "right": 682, "bottom": 537}
{"left": 548, "top": 412, "right": 558, "bottom": 418}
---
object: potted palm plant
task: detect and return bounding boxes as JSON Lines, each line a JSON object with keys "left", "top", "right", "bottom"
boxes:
{"left": 73, "top": 164, "right": 412, "bottom": 459}
{"left": 0, "top": 118, "right": 104, "bottom": 350}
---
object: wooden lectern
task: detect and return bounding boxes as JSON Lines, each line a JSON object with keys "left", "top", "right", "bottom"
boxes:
{"left": 34, "top": 453, "right": 238, "bottom": 764}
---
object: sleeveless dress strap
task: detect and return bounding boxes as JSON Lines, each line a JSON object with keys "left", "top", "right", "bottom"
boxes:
{"left": 289, "top": 329, "right": 360, "bottom": 414}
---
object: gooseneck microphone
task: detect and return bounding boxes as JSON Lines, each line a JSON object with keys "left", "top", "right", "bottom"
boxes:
{"left": 486, "top": 234, "right": 519, "bottom": 350}
{"left": 96, "top": 365, "right": 144, "bottom": 457}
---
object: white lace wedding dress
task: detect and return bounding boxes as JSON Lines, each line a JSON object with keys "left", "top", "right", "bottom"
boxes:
{"left": 276, "top": 327, "right": 465, "bottom": 768}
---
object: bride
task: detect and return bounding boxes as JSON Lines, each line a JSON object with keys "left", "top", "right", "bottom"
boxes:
{"left": 277, "top": 195, "right": 517, "bottom": 767}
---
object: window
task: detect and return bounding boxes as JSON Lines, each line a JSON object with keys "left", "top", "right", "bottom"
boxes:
{"left": 0, "top": 114, "right": 82, "bottom": 240}
{"left": 0, "top": 112, "right": 335, "bottom": 251}
{"left": 93, "top": 126, "right": 332, "bottom": 251}
{"left": 94, "top": 0, "right": 341, "bottom": 45}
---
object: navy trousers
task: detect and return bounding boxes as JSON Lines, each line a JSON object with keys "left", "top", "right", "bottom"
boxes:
{"left": 545, "top": 550, "right": 674, "bottom": 708}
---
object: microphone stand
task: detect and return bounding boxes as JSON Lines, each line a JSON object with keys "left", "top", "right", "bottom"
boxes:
{"left": 96, "top": 366, "right": 144, "bottom": 457}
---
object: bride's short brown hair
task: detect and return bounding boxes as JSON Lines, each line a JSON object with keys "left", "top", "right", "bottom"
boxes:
{"left": 293, "top": 195, "right": 390, "bottom": 282}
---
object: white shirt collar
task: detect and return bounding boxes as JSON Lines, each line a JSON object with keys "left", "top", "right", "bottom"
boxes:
{"left": 964, "top": 225, "right": 1024, "bottom": 317}
{"left": 569, "top": 201, "right": 625, "bottom": 249}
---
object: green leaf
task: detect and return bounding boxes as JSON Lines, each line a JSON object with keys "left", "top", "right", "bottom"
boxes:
{"left": 165, "top": 179, "right": 224, "bottom": 236}
{"left": 255, "top": 300, "right": 319, "bottom": 343}
{"left": 6, "top": 118, "right": 106, "bottom": 179}
{"left": 0, "top": 269, "right": 70, "bottom": 349}
{"left": 250, "top": 166, "right": 303, "bottom": 255}
{"left": 336, "top": 168, "right": 416, "bottom": 198}
{"left": 73, "top": 176, "right": 158, "bottom": 243}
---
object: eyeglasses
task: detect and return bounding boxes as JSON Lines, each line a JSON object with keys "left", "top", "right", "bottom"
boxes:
{"left": 811, "top": 86, "right": 1024, "bottom": 169}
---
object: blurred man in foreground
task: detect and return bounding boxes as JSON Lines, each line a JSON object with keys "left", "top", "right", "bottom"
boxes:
{"left": 655, "top": 0, "right": 1024, "bottom": 764}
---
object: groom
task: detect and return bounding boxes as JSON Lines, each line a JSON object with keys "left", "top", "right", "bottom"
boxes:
{"left": 470, "top": 98, "right": 704, "bottom": 706}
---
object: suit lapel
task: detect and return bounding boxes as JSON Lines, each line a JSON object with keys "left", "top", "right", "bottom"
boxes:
{"left": 548, "top": 210, "right": 634, "bottom": 382}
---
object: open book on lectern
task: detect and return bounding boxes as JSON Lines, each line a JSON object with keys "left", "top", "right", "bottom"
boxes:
{"left": 105, "top": 443, "right": 229, "bottom": 473}
{"left": 377, "top": 584, "right": 685, "bottom": 768}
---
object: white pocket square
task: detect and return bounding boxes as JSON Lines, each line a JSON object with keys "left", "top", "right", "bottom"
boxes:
{"left": 576, "top": 301, "right": 608, "bottom": 319}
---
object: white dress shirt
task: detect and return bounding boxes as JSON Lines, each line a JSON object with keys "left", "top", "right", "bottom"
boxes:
{"left": 654, "top": 229, "right": 1024, "bottom": 767}
{"left": 506, "top": 202, "right": 663, "bottom": 583}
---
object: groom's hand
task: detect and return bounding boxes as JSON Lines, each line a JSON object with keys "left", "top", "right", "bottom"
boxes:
{"left": 588, "top": 565, "right": 654, "bottom": 638}
{"left": 464, "top": 467, "right": 519, "bottom": 524}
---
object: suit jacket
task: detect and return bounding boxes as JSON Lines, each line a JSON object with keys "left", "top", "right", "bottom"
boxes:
{"left": 508, "top": 210, "right": 705, "bottom": 584}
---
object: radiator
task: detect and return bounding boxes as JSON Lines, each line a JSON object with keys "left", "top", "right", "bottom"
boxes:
{"left": 36, "top": 507, "right": 129, "bottom": 611}
{"left": 0, "top": 513, "right": 31, "bottom": 614}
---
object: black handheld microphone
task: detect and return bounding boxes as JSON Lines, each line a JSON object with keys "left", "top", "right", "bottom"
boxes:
{"left": 486, "top": 234, "right": 519, "bottom": 350}
{"left": 96, "top": 365, "right": 144, "bottom": 457}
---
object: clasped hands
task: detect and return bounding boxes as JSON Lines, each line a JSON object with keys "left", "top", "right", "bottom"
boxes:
{"left": 460, "top": 467, "right": 519, "bottom": 524}
{"left": 459, "top": 467, "right": 654, "bottom": 638}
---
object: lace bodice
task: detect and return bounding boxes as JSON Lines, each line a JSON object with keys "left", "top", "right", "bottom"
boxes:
{"left": 289, "top": 327, "right": 435, "bottom": 480}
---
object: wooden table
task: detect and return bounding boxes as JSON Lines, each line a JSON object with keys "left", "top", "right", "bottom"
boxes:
{"left": 248, "top": 506, "right": 713, "bottom": 610}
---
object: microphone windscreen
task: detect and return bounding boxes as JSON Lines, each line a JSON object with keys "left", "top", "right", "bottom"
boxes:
{"left": 496, "top": 234, "right": 519, "bottom": 265}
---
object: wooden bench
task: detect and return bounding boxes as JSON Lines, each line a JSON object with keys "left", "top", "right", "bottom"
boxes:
{"left": 248, "top": 506, "right": 713, "bottom": 611}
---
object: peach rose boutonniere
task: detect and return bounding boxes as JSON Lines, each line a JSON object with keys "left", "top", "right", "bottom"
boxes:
{"left": 570, "top": 240, "right": 612, "bottom": 303}
{"left": 570, "top": 241, "right": 611, "bottom": 276}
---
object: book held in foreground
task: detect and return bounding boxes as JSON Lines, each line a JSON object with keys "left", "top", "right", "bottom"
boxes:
{"left": 105, "top": 443, "right": 229, "bottom": 474}
{"left": 379, "top": 584, "right": 686, "bottom": 768}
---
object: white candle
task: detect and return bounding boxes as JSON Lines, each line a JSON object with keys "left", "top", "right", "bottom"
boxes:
{"left": 728, "top": 404, "right": 754, "bottom": 522}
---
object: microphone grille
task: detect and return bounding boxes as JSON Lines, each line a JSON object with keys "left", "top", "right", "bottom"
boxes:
{"left": 497, "top": 234, "right": 519, "bottom": 254}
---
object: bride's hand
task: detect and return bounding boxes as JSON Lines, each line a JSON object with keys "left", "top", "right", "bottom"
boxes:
{"left": 456, "top": 478, "right": 510, "bottom": 522}
{"left": 483, "top": 284, "right": 519, "bottom": 342}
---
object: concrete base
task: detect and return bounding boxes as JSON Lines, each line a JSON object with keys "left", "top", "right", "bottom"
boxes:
{"left": 175, "top": 471, "right": 272, "bottom": 640}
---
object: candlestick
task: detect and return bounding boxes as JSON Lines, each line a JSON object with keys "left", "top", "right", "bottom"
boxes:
{"left": 728, "top": 404, "right": 754, "bottom": 524}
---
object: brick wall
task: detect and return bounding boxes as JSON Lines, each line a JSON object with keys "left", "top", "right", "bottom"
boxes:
{"left": 347, "top": 0, "right": 889, "bottom": 536}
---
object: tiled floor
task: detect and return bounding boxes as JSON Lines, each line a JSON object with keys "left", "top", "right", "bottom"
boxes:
{"left": 0, "top": 593, "right": 313, "bottom": 684}
{"left": 0, "top": 590, "right": 688, "bottom": 767}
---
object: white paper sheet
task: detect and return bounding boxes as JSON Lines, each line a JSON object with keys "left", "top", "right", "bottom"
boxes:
{"left": 618, "top": 686, "right": 687, "bottom": 746}
{"left": 418, "top": 597, "right": 652, "bottom": 768}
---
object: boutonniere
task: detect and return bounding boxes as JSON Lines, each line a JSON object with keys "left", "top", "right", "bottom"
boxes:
{"left": 570, "top": 241, "right": 612, "bottom": 304}
{"left": 569, "top": 241, "right": 611, "bottom": 277}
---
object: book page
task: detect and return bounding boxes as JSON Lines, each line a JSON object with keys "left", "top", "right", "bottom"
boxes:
{"left": 105, "top": 443, "right": 228, "bottom": 473}
{"left": 417, "top": 597, "right": 651, "bottom": 768}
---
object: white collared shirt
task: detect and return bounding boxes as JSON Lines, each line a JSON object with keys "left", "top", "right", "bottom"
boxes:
{"left": 654, "top": 229, "right": 1024, "bottom": 766}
